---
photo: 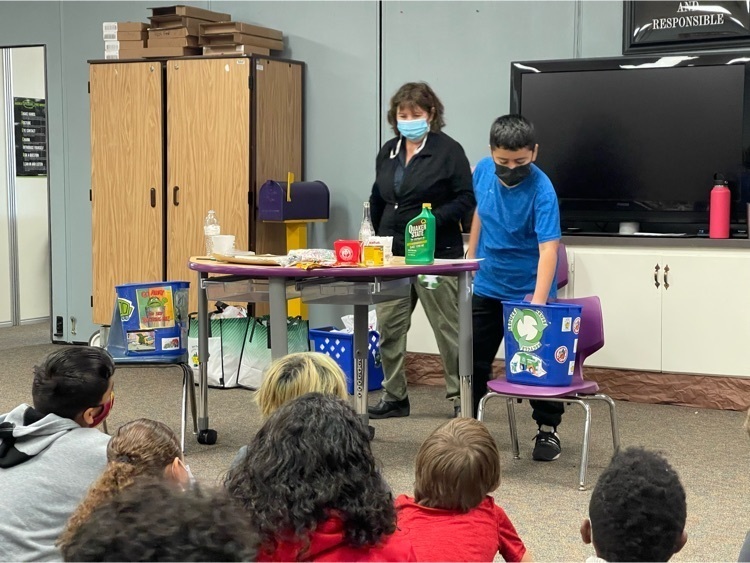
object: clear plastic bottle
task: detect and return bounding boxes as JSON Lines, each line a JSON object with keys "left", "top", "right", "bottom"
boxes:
{"left": 204, "top": 210, "right": 220, "bottom": 255}
{"left": 358, "top": 202, "right": 374, "bottom": 243}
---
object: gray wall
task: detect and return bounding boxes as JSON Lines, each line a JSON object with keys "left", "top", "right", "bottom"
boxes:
{"left": 0, "top": 1, "right": 622, "bottom": 341}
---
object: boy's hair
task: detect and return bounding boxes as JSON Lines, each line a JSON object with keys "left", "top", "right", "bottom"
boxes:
{"left": 61, "top": 480, "right": 259, "bottom": 562}
{"left": 255, "top": 352, "right": 348, "bottom": 417}
{"left": 489, "top": 114, "right": 536, "bottom": 151}
{"left": 589, "top": 447, "right": 686, "bottom": 562}
{"left": 58, "top": 419, "right": 182, "bottom": 551}
{"left": 414, "top": 418, "right": 501, "bottom": 512}
{"left": 387, "top": 81, "right": 446, "bottom": 136}
{"left": 32, "top": 347, "right": 115, "bottom": 420}
{"left": 225, "top": 393, "right": 395, "bottom": 553}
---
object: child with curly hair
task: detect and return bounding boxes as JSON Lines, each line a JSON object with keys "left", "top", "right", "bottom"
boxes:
{"left": 57, "top": 418, "right": 190, "bottom": 551}
{"left": 225, "top": 393, "right": 415, "bottom": 561}
{"left": 395, "top": 418, "right": 530, "bottom": 562}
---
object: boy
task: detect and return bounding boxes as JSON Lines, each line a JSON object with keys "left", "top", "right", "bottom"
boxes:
{"left": 395, "top": 418, "right": 530, "bottom": 562}
{"left": 467, "top": 114, "right": 563, "bottom": 461}
{"left": 0, "top": 347, "right": 115, "bottom": 561}
{"left": 581, "top": 447, "right": 688, "bottom": 562}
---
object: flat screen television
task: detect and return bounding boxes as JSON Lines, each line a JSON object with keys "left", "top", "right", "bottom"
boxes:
{"left": 510, "top": 55, "right": 750, "bottom": 234}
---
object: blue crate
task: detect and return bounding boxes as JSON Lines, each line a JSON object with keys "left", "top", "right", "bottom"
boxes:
{"left": 309, "top": 327, "right": 385, "bottom": 394}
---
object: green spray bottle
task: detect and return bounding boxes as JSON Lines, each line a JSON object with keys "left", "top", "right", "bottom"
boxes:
{"left": 405, "top": 203, "right": 436, "bottom": 265}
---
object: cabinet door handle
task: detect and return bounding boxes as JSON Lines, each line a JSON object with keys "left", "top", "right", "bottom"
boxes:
{"left": 663, "top": 264, "right": 670, "bottom": 290}
{"left": 654, "top": 264, "right": 660, "bottom": 288}
{"left": 173, "top": 186, "right": 180, "bottom": 206}
{"left": 150, "top": 188, "right": 156, "bottom": 208}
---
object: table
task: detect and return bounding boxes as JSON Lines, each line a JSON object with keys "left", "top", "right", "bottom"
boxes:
{"left": 188, "top": 257, "right": 480, "bottom": 444}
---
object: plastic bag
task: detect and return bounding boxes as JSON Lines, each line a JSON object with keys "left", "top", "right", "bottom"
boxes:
{"left": 340, "top": 309, "right": 378, "bottom": 333}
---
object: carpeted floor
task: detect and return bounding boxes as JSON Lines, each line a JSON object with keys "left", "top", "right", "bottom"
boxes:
{"left": 1, "top": 324, "right": 748, "bottom": 562}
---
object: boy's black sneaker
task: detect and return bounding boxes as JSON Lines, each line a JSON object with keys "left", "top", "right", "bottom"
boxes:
{"left": 532, "top": 428, "right": 561, "bottom": 461}
{"left": 368, "top": 397, "right": 410, "bottom": 419}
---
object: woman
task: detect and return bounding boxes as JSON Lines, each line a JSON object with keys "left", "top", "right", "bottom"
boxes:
{"left": 225, "top": 393, "right": 415, "bottom": 561}
{"left": 57, "top": 418, "right": 190, "bottom": 552}
{"left": 369, "top": 82, "right": 475, "bottom": 419}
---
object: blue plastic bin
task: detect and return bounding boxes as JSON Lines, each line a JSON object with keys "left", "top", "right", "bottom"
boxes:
{"left": 309, "top": 327, "right": 385, "bottom": 394}
{"left": 502, "top": 300, "right": 582, "bottom": 386}
{"left": 115, "top": 281, "right": 189, "bottom": 356}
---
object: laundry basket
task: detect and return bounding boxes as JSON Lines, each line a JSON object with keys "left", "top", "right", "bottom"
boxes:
{"left": 309, "top": 327, "right": 385, "bottom": 394}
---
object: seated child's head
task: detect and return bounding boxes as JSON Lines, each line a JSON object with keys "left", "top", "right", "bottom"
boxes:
{"left": 61, "top": 480, "right": 258, "bottom": 562}
{"left": 582, "top": 447, "right": 687, "bottom": 562}
{"left": 32, "top": 347, "right": 115, "bottom": 428}
{"left": 58, "top": 418, "right": 190, "bottom": 551}
{"left": 255, "top": 352, "right": 348, "bottom": 417}
{"left": 225, "top": 393, "right": 395, "bottom": 553}
{"left": 414, "top": 418, "right": 500, "bottom": 512}
{"left": 489, "top": 114, "right": 538, "bottom": 187}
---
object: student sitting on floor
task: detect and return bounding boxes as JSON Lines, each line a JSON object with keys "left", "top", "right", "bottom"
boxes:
{"left": 225, "top": 393, "right": 416, "bottom": 561}
{"left": 61, "top": 479, "right": 258, "bottom": 562}
{"left": 0, "top": 347, "right": 115, "bottom": 561}
{"left": 232, "top": 352, "right": 349, "bottom": 466}
{"left": 395, "top": 417, "right": 530, "bottom": 562}
{"left": 581, "top": 447, "right": 687, "bottom": 562}
{"left": 57, "top": 418, "right": 192, "bottom": 552}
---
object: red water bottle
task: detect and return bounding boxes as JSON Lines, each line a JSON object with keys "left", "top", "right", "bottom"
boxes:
{"left": 709, "top": 173, "right": 730, "bottom": 239}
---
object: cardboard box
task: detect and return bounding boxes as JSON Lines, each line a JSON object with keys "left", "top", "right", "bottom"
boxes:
{"left": 103, "top": 30, "right": 148, "bottom": 41}
{"left": 121, "top": 46, "right": 202, "bottom": 58}
{"left": 199, "top": 21, "right": 282, "bottom": 41}
{"left": 102, "top": 22, "right": 148, "bottom": 33}
{"left": 200, "top": 33, "right": 283, "bottom": 51}
{"left": 104, "top": 40, "right": 147, "bottom": 52}
{"left": 149, "top": 27, "right": 192, "bottom": 39}
{"left": 202, "top": 45, "right": 270, "bottom": 56}
{"left": 148, "top": 36, "right": 199, "bottom": 48}
{"left": 148, "top": 16, "right": 203, "bottom": 35}
{"left": 149, "top": 5, "right": 230, "bottom": 22}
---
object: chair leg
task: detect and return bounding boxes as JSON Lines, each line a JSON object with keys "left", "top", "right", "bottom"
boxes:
{"left": 506, "top": 398, "right": 520, "bottom": 459}
{"left": 599, "top": 394, "right": 620, "bottom": 452}
{"left": 181, "top": 370, "right": 188, "bottom": 454}
{"left": 188, "top": 367, "right": 198, "bottom": 435}
{"left": 577, "top": 401, "right": 592, "bottom": 491}
{"left": 477, "top": 391, "right": 502, "bottom": 422}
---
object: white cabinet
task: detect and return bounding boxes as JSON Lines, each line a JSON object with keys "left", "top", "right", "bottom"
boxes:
{"left": 570, "top": 245, "right": 750, "bottom": 378}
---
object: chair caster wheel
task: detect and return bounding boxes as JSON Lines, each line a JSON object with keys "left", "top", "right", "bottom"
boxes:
{"left": 197, "top": 429, "right": 217, "bottom": 445}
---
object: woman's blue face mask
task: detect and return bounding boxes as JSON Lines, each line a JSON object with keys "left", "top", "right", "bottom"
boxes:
{"left": 397, "top": 118, "right": 429, "bottom": 141}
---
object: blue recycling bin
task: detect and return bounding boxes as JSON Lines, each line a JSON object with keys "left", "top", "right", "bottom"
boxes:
{"left": 309, "top": 327, "right": 385, "bottom": 394}
{"left": 502, "top": 300, "right": 583, "bottom": 386}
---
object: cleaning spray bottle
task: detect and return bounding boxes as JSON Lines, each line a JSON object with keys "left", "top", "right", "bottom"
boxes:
{"left": 405, "top": 203, "right": 436, "bottom": 265}
{"left": 709, "top": 173, "right": 730, "bottom": 239}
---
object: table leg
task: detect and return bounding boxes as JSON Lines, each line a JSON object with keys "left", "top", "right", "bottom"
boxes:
{"left": 353, "top": 304, "right": 369, "bottom": 427}
{"left": 458, "top": 271, "right": 474, "bottom": 418}
{"left": 196, "top": 271, "right": 214, "bottom": 443}
{"left": 269, "top": 277, "right": 289, "bottom": 359}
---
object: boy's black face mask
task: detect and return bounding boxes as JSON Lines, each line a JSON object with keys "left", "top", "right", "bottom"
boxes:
{"left": 495, "top": 163, "right": 531, "bottom": 187}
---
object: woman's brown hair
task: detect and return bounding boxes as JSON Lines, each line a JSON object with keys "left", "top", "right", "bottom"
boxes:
{"left": 387, "top": 82, "right": 446, "bottom": 136}
{"left": 57, "top": 418, "right": 182, "bottom": 550}
{"left": 414, "top": 418, "right": 501, "bottom": 513}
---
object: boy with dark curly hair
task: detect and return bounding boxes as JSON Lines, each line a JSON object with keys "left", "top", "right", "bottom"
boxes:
{"left": 225, "top": 393, "right": 415, "bottom": 561}
{"left": 60, "top": 480, "right": 258, "bottom": 562}
{"left": 581, "top": 447, "right": 688, "bottom": 562}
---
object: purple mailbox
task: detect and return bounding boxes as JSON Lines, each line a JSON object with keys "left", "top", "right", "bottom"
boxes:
{"left": 258, "top": 180, "right": 330, "bottom": 222}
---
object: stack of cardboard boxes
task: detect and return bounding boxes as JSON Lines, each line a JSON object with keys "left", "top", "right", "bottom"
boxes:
{"left": 103, "top": 22, "right": 149, "bottom": 60}
{"left": 101, "top": 5, "right": 285, "bottom": 60}
{"left": 199, "top": 22, "right": 283, "bottom": 56}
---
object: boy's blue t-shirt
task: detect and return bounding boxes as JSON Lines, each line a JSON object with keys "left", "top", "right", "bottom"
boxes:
{"left": 473, "top": 157, "right": 561, "bottom": 302}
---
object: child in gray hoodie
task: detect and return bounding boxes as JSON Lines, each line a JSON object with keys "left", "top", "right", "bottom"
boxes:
{"left": 0, "top": 347, "right": 115, "bottom": 561}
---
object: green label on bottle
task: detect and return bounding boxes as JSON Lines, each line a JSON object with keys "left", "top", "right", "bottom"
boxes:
{"left": 408, "top": 218, "right": 428, "bottom": 243}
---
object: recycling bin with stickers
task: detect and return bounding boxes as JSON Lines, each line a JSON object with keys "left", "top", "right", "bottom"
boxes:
{"left": 502, "top": 300, "right": 582, "bottom": 386}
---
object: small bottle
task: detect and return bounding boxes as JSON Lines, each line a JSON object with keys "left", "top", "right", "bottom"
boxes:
{"left": 405, "top": 203, "right": 436, "bottom": 265}
{"left": 204, "top": 210, "right": 220, "bottom": 255}
{"left": 358, "top": 202, "right": 374, "bottom": 244}
{"left": 709, "top": 174, "right": 730, "bottom": 239}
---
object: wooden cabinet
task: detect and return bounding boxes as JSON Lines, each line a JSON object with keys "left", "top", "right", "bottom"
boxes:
{"left": 569, "top": 245, "right": 750, "bottom": 378}
{"left": 90, "top": 56, "right": 303, "bottom": 324}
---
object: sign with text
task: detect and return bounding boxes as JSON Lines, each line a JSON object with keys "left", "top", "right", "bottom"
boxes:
{"left": 624, "top": 1, "right": 750, "bottom": 54}
{"left": 13, "top": 98, "right": 47, "bottom": 177}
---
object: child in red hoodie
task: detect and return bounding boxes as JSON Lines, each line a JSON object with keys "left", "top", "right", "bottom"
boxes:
{"left": 396, "top": 418, "right": 531, "bottom": 562}
{"left": 225, "top": 393, "right": 415, "bottom": 562}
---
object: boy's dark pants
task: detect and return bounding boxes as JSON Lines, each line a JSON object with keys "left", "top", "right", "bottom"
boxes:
{"left": 472, "top": 294, "right": 564, "bottom": 426}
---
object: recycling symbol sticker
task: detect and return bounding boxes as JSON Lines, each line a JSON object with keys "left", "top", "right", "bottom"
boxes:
{"left": 507, "top": 307, "right": 548, "bottom": 352}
